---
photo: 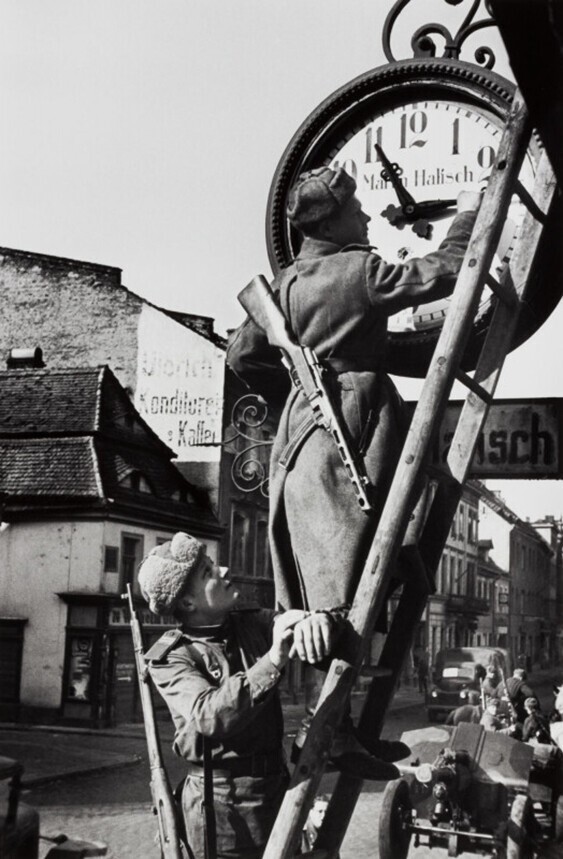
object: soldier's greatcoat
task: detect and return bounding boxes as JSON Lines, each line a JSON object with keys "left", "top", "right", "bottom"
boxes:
{"left": 227, "top": 211, "right": 477, "bottom": 613}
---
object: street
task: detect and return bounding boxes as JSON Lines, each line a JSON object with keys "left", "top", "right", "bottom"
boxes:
{"left": 25, "top": 672, "right": 561, "bottom": 858}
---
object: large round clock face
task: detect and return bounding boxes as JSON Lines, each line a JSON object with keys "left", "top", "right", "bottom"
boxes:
{"left": 328, "top": 97, "right": 536, "bottom": 334}
{"left": 266, "top": 60, "right": 561, "bottom": 376}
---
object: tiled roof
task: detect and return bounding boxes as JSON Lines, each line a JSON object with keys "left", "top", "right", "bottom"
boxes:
{"left": 0, "top": 366, "right": 218, "bottom": 528}
{"left": 0, "top": 437, "right": 101, "bottom": 497}
{"left": 0, "top": 368, "right": 102, "bottom": 434}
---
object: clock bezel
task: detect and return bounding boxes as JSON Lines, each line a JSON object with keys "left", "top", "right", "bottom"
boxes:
{"left": 265, "top": 58, "right": 561, "bottom": 377}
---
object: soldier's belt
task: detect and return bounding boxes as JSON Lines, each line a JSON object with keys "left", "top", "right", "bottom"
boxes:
{"left": 185, "top": 749, "right": 285, "bottom": 779}
{"left": 322, "top": 357, "right": 378, "bottom": 373}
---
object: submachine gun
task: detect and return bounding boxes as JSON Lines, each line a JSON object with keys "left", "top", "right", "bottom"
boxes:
{"left": 237, "top": 274, "right": 373, "bottom": 512}
{"left": 124, "top": 585, "right": 184, "bottom": 859}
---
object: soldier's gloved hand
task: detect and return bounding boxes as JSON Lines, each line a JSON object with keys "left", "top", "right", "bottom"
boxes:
{"left": 269, "top": 610, "right": 308, "bottom": 668}
{"left": 290, "top": 612, "right": 334, "bottom": 664}
{"left": 456, "top": 190, "right": 482, "bottom": 213}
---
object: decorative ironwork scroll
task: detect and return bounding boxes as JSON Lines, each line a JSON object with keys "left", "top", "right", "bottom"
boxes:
{"left": 224, "top": 394, "right": 273, "bottom": 498}
{"left": 383, "top": 0, "right": 497, "bottom": 68}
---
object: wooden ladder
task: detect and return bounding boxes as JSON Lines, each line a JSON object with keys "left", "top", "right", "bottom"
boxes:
{"left": 263, "top": 89, "right": 558, "bottom": 859}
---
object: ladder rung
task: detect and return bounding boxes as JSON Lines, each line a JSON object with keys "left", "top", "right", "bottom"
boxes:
{"left": 455, "top": 369, "right": 493, "bottom": 404}
{"left": 515, "top": 179, "right": 548, "bottom": 224}
{"left": 485, "top": 273, "right": 519, "bottom": 308}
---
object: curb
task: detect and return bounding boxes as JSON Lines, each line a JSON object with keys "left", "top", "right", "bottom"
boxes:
{"left": 21, "top": 754, "right": 143, "bottom": 789}
{"left": 0, "top": 722, "right": 155, "bottom": 740}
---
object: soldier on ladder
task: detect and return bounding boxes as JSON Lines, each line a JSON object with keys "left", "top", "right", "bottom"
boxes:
{"left": 227, "top": 166, "right": 481, "bottom": 773}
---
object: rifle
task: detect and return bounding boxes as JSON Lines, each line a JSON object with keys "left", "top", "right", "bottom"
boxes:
{"left": 124, "top": 585, "right": 184, "bottom": 859}
{"left": 238, "top": 274, "right": 373, "bottom": 512}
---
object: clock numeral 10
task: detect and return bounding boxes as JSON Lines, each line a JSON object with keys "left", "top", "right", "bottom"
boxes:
{"left": 332, "top": 158, "right": 357, "bottom": 180}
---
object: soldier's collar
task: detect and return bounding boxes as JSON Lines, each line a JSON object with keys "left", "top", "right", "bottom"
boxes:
{"left": 182, "top": 620, "right": 229, "bottom": 641}
{"left": 340, "top": 243, "right": 379, "bottom": 253}
{"left": 296, "top": 237, "right": 342, "bottom": 258}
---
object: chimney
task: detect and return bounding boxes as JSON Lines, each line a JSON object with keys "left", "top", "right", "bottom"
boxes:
{"left": 6, "top": 347, "right": 45, "bottom": 369}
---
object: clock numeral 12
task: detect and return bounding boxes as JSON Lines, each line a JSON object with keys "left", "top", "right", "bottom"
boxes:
{"left": 400, "top": 111, "right": 427, "bottom": 148}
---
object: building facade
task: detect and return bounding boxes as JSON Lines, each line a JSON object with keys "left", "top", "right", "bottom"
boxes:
{"left": 0, "top": 245, "right": 226, "bottom": 504}
{"left": 0, "top": 244, "right": 275, "bottom": 604}
{"left": 0, "top": 365, "right": 222, "bottom": 725}
{"left": 422, "top": 483, "right": 486, "bottom": 664}
{"left": 478, "top": 484, "right": 559, "bottom": 670}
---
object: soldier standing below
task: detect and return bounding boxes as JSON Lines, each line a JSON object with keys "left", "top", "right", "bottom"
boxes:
{"left": 501, "top": 667, "right": 537, "bottom": 726}
{"left": 521, "top": 697, "right": 551, "bottom": 744}
{"left": 138, "top": 532, "right": 344, "bottom": 859}
{"left": 446, "top": 691, "right": 483, "bottom": 726}
{"left": 481, "top": 664, "right": 502, "bottom": 703}
{"left": 227, "top": 166, "right": 481, "bottom": 758}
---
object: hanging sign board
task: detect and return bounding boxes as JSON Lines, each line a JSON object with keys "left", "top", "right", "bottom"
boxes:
{"left": 425, "top": 398, "right": 563, "bottom": 478}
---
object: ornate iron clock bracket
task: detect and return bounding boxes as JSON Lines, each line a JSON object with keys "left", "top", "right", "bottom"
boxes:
{"left": 383, "top": 0, "right": 497, "bottom": 68}
{"left": 223, "top": 394, "right": 273, "bottom": 498}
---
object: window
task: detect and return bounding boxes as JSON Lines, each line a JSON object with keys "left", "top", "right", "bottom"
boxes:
{"left": 67, "top": 635, "right": 94, "bottom": 702}
{"left": 171, "top": 487, "right": 195, "bottom": 503}
{"left": 104, "top": 546, "right": 119, "bottom": 573}
{"left": 468, "top": 510, "right": 477, "bottom": 544}
{"left": 121, "top": 534, "right": 144, "bottom": 590}
{"left": 254, "top": 519, "right": 272, "bottom": 579}
{"left": 439, "top": 556, "right": 447, "bottom": 594}
{"left": 230, "top": 510, "right": 250, "bottom": 576}
{"left": 119, "top": 470, "right": 154, "bottom": 494}
{"left": 458, "top": 505, "right": 465, "bottom": 539}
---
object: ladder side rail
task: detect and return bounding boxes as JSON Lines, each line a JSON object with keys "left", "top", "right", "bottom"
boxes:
{"left": 262, "top": 91, "right": 531, "bottom": 859}
{"left": 319, "top": 576, "right": 429, "bottom": 854}
{"left": 447, "top": 150, "right": 557, "bottom": 483}
{"left": 318, "top": 147, "right": 557, "bottom": 858}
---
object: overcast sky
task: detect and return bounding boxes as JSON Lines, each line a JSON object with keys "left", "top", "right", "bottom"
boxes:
{"left": 1, "top": 0, "right": 561, "bottom": 522}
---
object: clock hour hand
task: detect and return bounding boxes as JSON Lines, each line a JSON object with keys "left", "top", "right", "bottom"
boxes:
{"left": 374, "top": 144, "right": 417, "bottom": 217}
{"left": 411, "top": 198, "right": 457, "bottom": 218}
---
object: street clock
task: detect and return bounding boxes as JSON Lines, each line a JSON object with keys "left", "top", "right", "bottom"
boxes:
{"left": 265, "top": 4, "right": 562, "bottom": 377}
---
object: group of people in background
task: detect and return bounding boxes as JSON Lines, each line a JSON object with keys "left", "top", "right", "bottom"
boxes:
{"left": 446, "top": 664, "right": 563, "bottom": 752}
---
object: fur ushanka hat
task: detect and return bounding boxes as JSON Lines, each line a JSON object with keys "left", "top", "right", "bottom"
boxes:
{"left": 138, "top": 532, "right": 205, "bottom": 615}
{"left": 286, "top": 166, "right": 357, "bottom": 230}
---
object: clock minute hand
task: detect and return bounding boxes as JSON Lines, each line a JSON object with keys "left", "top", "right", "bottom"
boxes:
{"left": 374, "top": 143, "right": 416, "bottom": 215}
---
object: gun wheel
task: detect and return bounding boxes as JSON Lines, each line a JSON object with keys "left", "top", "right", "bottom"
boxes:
{"left": 378, "top": 778, "right": 412, "bottom": 859}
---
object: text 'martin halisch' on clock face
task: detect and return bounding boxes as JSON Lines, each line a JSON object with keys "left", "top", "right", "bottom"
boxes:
{"left": 328, "top": 96, "right": 536, "bottom": 336}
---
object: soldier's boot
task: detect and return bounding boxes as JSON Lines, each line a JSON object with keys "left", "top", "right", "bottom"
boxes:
{"left": 290, "top": 665, "right": 409, "bottom": 781}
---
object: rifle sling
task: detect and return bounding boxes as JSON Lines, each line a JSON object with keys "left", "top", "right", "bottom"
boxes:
{"left": 184, "top": 641, "right": 217, "bottom": 859}
{"left": 202, "top": 738, "right": 217, "bottom": 859}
